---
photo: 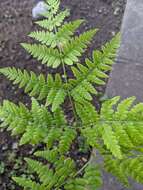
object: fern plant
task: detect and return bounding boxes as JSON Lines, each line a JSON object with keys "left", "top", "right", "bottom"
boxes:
{"left": 1, "top": 0, "right": 143, "bottom": 189}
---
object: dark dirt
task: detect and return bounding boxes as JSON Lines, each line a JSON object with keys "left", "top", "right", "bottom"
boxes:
{"left": 0, "top": 0, "right": 126, "bottom": 189}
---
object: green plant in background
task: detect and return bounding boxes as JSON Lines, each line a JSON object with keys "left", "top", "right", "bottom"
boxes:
{"left": 0, "top": 162, "right": 5, "bottom": 175}
{"left": 1, "top": 0, "right": 143, "bottom": 189}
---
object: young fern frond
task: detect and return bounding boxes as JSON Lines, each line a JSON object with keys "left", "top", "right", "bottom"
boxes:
{"left": 45, "top": 0, "right": 60, "bottom": 15}
{"left": 36, "top": 10, "right": 70, "bottom": 30}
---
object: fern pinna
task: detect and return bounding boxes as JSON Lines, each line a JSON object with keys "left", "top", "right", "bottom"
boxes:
{"left": 0, "top": 0, "right": 143, "bottom": 189}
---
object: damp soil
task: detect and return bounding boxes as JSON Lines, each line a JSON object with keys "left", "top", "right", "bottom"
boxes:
{"left": 0, "top": 0, "right": 126, "bottom": 189}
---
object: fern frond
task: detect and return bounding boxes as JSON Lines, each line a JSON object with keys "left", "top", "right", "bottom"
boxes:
{"left": 36, "top": 9, "right": 70, "bottom": 30}
{"left": 83, "top": 164, "right": 102, "bottom": 189}
{"left": 29, "top": 31, "right": 56, "bottom": 47}
{"left": 25, "top": 158, "right": 55, "bottom": 187}
{"left": 0, "top": 100, "right": 30, "bottom": 135}
{"left": 53, "top": 108, "right": 67, "bottom": 126}
{"left": 104, "top": 156, "right": 129, "bottom": 186}
{"left": 44, "top": 127, "right": 63, "bottom": 148}
{"left": 34, "top": 149, "right": 58, "bottom": 163}
{"left": 45, "top": 0, "right": 60, "bottom": 15}
{"left": 75, "top": 101, "right": 99, "bottom": 125}
{"left": 0, "top": 67, "right": 67, "bottom": 111}
{"left": 23, "top": 156, "right": 76, "bottom": 189}
{"left": 62, "top": 29, "right": 97, "bottom": 66}
{"left": 21, "top": 43, "right": 61, "bottom": 68}
{"left": 13, "top": 177, "right": 44, "bottom": 190}
{"left": 104, "top": 156, "right": 143, "bottom": 185}
{"left": 46, "top": 74, "right": 66, "bottom": 111}
{"left": 101, "top": 97, "right": 143, "bottom": 149}
{"left": 102, "top": 124, "right": 122, "bottom": 159}
{"left": 56, "top": 19, "right": 84, "bottom": 45}
{"left": 65, "top": 164, "right": 102, "bottom": 190}
{"left": 0, "top": 98, "right": 69, "bottom": 145}
{"left": 114, "top": 97, "right": 136, "bottom": 120}
{"left": 121, "top": 156, "right": 143, "bottom": 184}
{"left": 58, "top": 128, "right": 77, "bottom": 154}
{"left": 69, "top": 34, "right": 119, "bottom": 103}
{"left": 29, "top": 20, "right": 84, "bottom": 48}
{"left": 54, "top": 157, "right": 76, "bottom": 186}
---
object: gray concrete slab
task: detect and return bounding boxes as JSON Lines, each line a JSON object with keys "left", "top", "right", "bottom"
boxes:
{"left": 106, "top": 63, "right": 143, "bottom": 102}
{"left": 106, "top": 0, "right": 143, "bottom": 100}
{"left": 117, "top": 0, "right": 143, "bottom": 65}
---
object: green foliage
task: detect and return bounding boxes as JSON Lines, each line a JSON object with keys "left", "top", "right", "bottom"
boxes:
{"left": 13, "top": 154, "right": 102, "bottom": 190}
{"left": 29, "top": 20, "right": 84, "bottom": 48}
{"left": 1, "top": 0, "right": 143, "bottom": 190}
{"left": 13, "top": 155, "right": 76, "bottom": 189}
{"left": 80, "top": 96, "right": 143, "bottom": 186}
{"left": 0, "top": 98, "right": 68, "bottom": 145}
{"left": 0, "top": 68, "right": 66, "bottom": 111}
{"left": 65, "top": 164, "right": 102, "bottom": 190}
{"left": 0, "top": 162, "right": 5, "bottom": 174}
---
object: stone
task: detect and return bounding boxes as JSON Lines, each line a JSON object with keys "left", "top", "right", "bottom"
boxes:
{"left": 32, "top": 1, "right": 48, "bottom": 19}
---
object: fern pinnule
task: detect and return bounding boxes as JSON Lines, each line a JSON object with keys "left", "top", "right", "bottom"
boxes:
{"left": 102, "top": 124, "right": 122, "bottom": 159}
{"left": 13, "top": 177, "right": 44, "bottom": 190}
{"left": 58, "top": 128, "right": 77, "bottom": 154}
{"left": 34, "top": 149, "right": 58, "bottom": 163}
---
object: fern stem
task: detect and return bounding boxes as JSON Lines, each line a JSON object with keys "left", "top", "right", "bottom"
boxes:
{"left": 62, "top": 62, "right": 78, "bottom": 122}
{"left": 56, "top": 34, "right": 78, "bottom": 122}
{"left": 74, "top": 160, "right": 90, "bottom": 177}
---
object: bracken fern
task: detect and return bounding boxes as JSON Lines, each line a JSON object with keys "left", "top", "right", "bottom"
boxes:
{"left": 1, "top": 0, "right": 143, "bottom": 189}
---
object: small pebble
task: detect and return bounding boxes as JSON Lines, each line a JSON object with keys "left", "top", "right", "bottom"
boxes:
{"left": 114, "top": 7, "right": 120, "bottom": 16}
{"left": 32, "top": 1, "right": 48, "bottom": 19}
{"left": 2, "top": 145, "right": 8, "bottom": 151}
{"left": 12, "top": 142, "right": 18, "bottom": 150}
